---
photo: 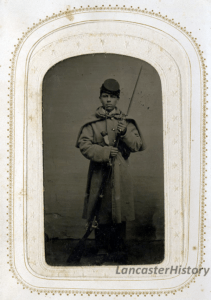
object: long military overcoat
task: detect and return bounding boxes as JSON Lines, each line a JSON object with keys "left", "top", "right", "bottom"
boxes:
{"left": 76, "top": 106, "right": 145, "bottom": 224}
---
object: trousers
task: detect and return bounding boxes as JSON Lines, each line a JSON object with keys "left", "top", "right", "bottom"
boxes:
{"left": 95, "top": 221, "right": 126, "bottom": 253}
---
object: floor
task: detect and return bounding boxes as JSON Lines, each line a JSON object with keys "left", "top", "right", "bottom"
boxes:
{"left": 45, "top": 238, "right": 164, "bottom": 266}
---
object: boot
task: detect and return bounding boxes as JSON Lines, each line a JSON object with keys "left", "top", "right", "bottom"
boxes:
{"left": 109, "top": 222, "right": 128, "bottom": 263}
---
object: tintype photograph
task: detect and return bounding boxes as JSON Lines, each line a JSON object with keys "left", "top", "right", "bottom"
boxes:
{"left": 43, "top": 54, "right": 164, "bottom": 266}
{"left": 2, "top": 1, "right": 209, "bottom": 297}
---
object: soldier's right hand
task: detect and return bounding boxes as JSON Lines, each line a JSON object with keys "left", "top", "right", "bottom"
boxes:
{"left": 110, "top": 147, "right": 119, "bottom": 157}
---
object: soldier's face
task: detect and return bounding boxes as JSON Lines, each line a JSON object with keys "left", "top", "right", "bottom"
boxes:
{"left": 100, "top": 93, "right": 119, "bottom": 112}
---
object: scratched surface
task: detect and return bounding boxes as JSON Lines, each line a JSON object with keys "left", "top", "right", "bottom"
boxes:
{"left": 42, "top": 54, "right": 164, "bottom": 241}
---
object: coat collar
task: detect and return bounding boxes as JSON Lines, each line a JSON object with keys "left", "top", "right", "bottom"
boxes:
{"left": 75, "top": 106, "right": 146, "bottom": 151}
{"left": 95, "top": 106, "right": 123, "bottom": 120}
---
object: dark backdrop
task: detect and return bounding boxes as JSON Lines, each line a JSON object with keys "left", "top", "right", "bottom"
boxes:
{"left": 42, "top": 54, "right": 164, "bottom": 241}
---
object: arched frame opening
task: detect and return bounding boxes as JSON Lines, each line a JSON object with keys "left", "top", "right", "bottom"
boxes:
{"left": 11, "top": 10, "right": 204, "bottom": 294}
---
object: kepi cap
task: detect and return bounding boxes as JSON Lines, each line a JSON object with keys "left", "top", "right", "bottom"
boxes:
{"left": 100, "top": 78, "right": 120, "bottom": 97}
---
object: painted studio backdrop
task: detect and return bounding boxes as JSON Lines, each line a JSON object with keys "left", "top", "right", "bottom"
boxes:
{"left": 42, "top": 54, "right": 164, "bottom": 247}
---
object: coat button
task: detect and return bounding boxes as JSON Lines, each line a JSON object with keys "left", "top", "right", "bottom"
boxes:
{"left": 111, "top": 117, "right": 114, "bottom": 120}
{"left": 114, "top": 140, "right": 116, "bottom": 142}
{"left": 112, "top": 128, "right": 115, "bottom": 131}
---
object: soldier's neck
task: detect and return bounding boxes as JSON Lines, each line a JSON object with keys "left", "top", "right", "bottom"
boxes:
{"left": 102, "top": 107, "right": 117, "bottom": 115}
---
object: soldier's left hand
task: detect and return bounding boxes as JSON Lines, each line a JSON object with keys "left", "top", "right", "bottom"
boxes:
{"left": 117, "top": 120, "right": 127, "bottom": 135}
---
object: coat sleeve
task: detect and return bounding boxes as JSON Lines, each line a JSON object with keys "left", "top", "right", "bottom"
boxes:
{"left": 77, "top": 124, "right": 112, "bottom": 162}
{"left": 120, "top": 121, "right": 143, "bottom": 152}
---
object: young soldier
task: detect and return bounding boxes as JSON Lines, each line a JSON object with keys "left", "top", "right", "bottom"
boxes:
{"left": 76, "top": 79, "right": 145, "bottom": 263}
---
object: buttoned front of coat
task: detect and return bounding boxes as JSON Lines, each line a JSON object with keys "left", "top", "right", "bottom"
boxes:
{"left": 76, "top": 107, "right": 145, "bottom": 224}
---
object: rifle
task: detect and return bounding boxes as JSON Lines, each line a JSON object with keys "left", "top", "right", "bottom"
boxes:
{"left": 126, "top": 66, "right": 143, "bottom": 116}
{"left": 116, "top": 66, "right": 143, "bottom": 157}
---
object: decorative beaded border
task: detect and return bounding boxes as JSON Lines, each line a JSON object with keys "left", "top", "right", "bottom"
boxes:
{"left": 7, "top": 5, "right": 208, "bottom": 296}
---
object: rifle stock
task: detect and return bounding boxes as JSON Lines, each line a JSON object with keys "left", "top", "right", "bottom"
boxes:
{"left": 66, "top": 165, "right": 113, "bottom": 264}
{"left": 66, "top": 222, "right": 94, "bottom": 263}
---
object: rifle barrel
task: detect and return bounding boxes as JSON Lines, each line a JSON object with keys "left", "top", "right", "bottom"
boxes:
{"left": 126, "top": 66, "right": 143, "bottom": 116}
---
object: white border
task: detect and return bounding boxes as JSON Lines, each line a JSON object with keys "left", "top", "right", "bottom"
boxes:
{"left": 9, "top": 8, "right": 204, "bottom": 294}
